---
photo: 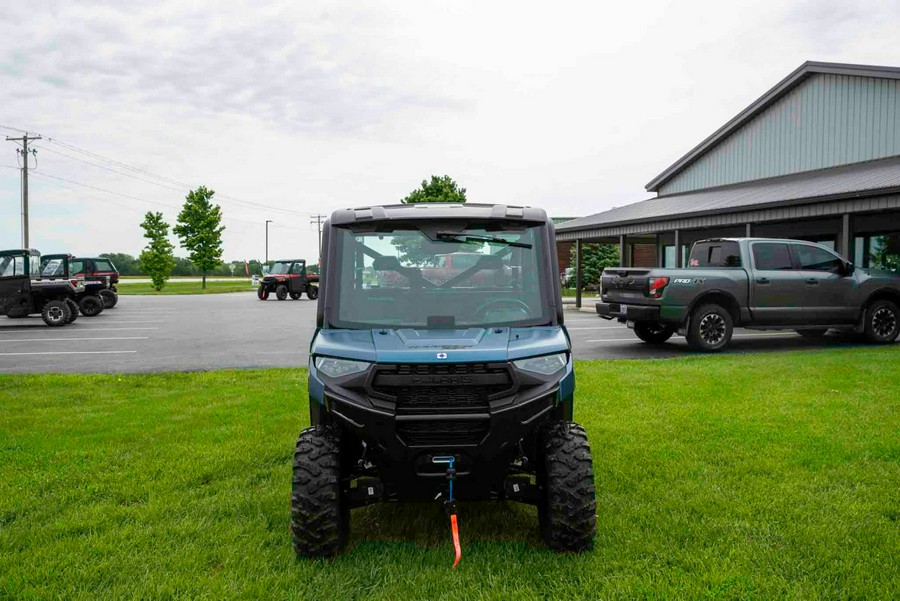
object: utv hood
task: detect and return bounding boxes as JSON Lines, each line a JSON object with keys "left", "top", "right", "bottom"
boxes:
{"left": 311, "top": 326, "right": 569, "bottom": 364}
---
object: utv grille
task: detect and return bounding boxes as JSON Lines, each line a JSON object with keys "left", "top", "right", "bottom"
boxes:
{"left": 396, "top": 419, "right": 490, "bottom": 447}
{"left": 371, "top": 363, "right": 514, "bottom": 415}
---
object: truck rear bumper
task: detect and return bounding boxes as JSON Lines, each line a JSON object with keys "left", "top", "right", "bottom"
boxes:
{"left": 596, "top": 302, "right": 660, "bottom": 321}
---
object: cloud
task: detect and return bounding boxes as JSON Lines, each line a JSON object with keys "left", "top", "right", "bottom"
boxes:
{"left": 1, "top": 0, "right": 899, "bottom": 261}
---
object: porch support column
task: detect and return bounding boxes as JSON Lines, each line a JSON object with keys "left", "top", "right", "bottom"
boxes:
{"left": 674, "top": 229, "right": 682, "bottom": 268}
{"left": 839, "top": 213, "right": 852, "bottom": 259}
{"left": 574, "top": 238, "right": 584, "bottom": 309}
{"left": 619, "top": 235, "right": 628, "bottom": 267}
{"left": 745, "top": 223, "right": 752, "bottom": 237}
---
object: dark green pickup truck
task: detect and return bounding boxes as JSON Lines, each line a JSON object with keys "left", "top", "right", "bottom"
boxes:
{"left": 596, "top": 238, "right": 900, "bottom": 351}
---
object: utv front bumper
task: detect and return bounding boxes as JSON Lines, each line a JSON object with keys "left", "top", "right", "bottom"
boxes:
{"left": 309, "top": 360, "right": 574, "bottom": 499}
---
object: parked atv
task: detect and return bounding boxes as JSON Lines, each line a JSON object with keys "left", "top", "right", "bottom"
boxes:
{"left": 258, "top": 259, "right": 319, "bottom": 301}
{"left": 293, "top": 204, "right": 596, "bottom": 563}
{"left": 1, "top": 249, "right": 83, "bottom": 326}
{"left": 40, "top": 254, "right": 108, "bottom": 317}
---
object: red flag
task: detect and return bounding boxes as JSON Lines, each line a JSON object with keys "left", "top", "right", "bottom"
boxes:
{"left": 244, "top": 260, "right": 249, "bottom": 276}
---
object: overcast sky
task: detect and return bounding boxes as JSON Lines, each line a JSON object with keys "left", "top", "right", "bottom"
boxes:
{"left": 2, "top": 0, "right": 900, "bottom": 262}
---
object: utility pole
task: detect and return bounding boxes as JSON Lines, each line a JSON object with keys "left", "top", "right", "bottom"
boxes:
{"left": 310, "top": 214, "right": 326, "bottom": 262}
{"left": 265, "top": 219, "right": 273, "bottom": 264}
{"left": 6, "top": 133, "right": 41, "bottom": 247}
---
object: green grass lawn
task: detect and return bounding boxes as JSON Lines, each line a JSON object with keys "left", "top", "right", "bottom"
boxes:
{"left": 1, "top": 349, "right": 898, "bottom": 599}
{"left": 117, "top": 280, "right": 256, "bottom": 295}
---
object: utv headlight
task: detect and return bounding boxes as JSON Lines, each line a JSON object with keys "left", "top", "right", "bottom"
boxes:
{"left": 314, "top": 356, "right": 371, "bottom": 378}
{"left": 513, "top": 352, "right": 567, "bottom": 375}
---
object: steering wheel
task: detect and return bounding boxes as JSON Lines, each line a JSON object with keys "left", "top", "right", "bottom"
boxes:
{"left": 475, "top": 298, "right": 532, "bottom": 320}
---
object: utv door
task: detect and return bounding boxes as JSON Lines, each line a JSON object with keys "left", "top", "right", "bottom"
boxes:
{"left": 0, "top": 255, "right": 30, "bottom": 316}
{"left": 748, "top": 242, "right": 806, "bottom": 324}
{"left": 790, "top": 243, "right": 858, "bottom": 323}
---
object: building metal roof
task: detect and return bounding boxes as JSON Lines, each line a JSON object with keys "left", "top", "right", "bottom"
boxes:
{"left": 558, "top": 155, "right": 900, "bottom": 234}
{"left": 645, "top": 61, "right": 900, "bottom": 193}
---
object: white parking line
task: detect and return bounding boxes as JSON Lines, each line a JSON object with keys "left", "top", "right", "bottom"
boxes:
{"left": 1, "top": 337, "right": 149, "bottom": 343}
{"left": 586, "top": 332, "right": 799, "bottom": 343}
{"left": 90, "top": 320, "right": 165, "bottom": 324}
{"left": 0, "top": 327, "right": 158, "bottom": 335}
{"left": 0, "top": 350, "right": 138, "bottom": 356}
{"left": 565, "top": 326, "right": 628, "bottom": 330}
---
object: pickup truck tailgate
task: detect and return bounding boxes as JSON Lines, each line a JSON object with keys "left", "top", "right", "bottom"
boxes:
{"left": 601, "top": 269, "right": 651, "bottom": 302}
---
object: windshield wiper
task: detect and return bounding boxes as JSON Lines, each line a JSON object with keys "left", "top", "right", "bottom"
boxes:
{"left": 434, "top": 232, "right": 532, "bottom": 249}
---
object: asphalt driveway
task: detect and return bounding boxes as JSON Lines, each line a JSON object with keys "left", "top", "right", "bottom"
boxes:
{"left": 0, "top": 293, "right": 874, "bottom": 374}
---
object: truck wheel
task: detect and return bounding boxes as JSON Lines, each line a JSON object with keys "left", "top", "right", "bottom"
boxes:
{"left": 42, "top": 300, "right": 70, "bottom": 327}
{"left": 686, "top": 303, "right": 733, "bottom": 352}
{"left": 307, "top": 286, "right": 319, "bottom": 300}
{"left": 99, "top": 289, "right": 118, "bottom": 309}
{"left": 538, "top": 421, "right": 596, "bottom": 552}
{"left": 276, "top": 285, "right": 288, "bottom": 301}
{"left": 290, "top": 292, "right": 302, "bottom": 300}
{"left": 65, "top": 299, "right": 79, "bottom": 323}
{"left": 633, "top": 322, "right": 674, "bottom": 344}
{"left": 78, "top": 295, "right": 104, "bottom": 317}
{"left": 796, "top": 329, "right": 828, "bottom": 339}
{"left": 291, "top": 426, "right": 349, "bottom": 558}
{"left": 257, "top": 286, "right": 269, "bottom": 300}
{"left": 863, "top": 299, "right": 899, "bottom": 344}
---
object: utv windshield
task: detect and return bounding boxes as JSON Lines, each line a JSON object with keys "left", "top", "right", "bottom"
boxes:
{"left": 269, "top": 261, "right": 294, "bottom": 275}
{"left": 330, "top": 223, "right": 551, "bottom": 329}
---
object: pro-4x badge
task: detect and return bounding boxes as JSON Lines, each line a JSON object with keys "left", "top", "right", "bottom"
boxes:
{"left": 436, "top": 352, "right": 448, "bottom": 359}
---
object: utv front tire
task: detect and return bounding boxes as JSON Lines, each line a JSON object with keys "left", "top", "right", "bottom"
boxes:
{"left": 633, "top": 322, "right": 674, "bottom": 344}
{"left": 291, "top": 426, "right": 348, "bottom": 558}
{"left": 539, "top": 422, "right": 596, "bottom": 552}
{"left": 307, "top": 285, "right": 319, "bottom": 300}
{"left": 257, "top": 286, "right": 269, "bottom": 301}
{"left": 79, "top": 295, "right": 104, "bottom": 316}
{"left": 42, "top": 300, "right": 70, "bottom": 327}
{"left": 276, "top": 285, "right": 288, "bottom": 301}
{"left": 289, "top": 292, "right": 302, "bottom": 300}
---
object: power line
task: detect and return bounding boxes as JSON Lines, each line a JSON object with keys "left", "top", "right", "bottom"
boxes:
{"left": 43, "top": 137, "right": 318, "bottom": 216}
{"left": 0, "top": 124, "right": 320, "bottom": 217}
{"left": 29, "top": 171, "right": 309, "bottom": 230}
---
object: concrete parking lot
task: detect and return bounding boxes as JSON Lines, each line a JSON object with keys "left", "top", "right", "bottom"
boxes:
{"left": 0, "top": 293, "right": 872, "bottom": 374}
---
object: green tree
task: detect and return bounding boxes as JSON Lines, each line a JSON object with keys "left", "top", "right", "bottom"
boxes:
{"left": 100, "top": 252, "right": 141, "bottom": 276}
{"left": 138, "top": 212, "right": 176, "bottom": 292}
{"left": 395, "top": 175, "right": 467, "bottom": 264}
{"left": 570, "top": 243, "right": 620, "bottom": 289}
{"left": 173, "top": 186, "right": 226, "bottom": 289}
{"left": 401, "top": 175, "right": 467, "bottom": 204}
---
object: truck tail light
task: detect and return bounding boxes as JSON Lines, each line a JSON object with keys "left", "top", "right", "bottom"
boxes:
{"left": 648, "top": 277, "right": 669, "bottom": 298}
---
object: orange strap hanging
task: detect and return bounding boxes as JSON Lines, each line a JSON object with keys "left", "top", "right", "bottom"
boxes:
{"left": 450, "top": 513, "right": 462, "bottom": 568}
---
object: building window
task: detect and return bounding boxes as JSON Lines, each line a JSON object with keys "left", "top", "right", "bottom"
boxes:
{"left": 854, "top": 233, "right": 900, "bottom": 272}
{"left": 663, "top": 245, "right": 676, "bottom": 268}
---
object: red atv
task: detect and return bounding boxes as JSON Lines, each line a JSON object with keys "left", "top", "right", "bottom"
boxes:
{"left": 258, "top": 259, "right": 319, "bottom": 301}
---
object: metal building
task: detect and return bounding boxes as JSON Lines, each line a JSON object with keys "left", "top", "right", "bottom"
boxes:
{"left": 557, "top": 61, "right": 900, "bottom": 307}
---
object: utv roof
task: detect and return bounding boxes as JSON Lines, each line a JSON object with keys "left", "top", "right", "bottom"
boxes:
{"left": 273, "top": 258, "right": 305, "bottom": 263}
{"left": 328, "top": 203, "right": 548, "bottom": 225}
{"left": 0, "top": 248, "right": 39, "bottom": 256}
